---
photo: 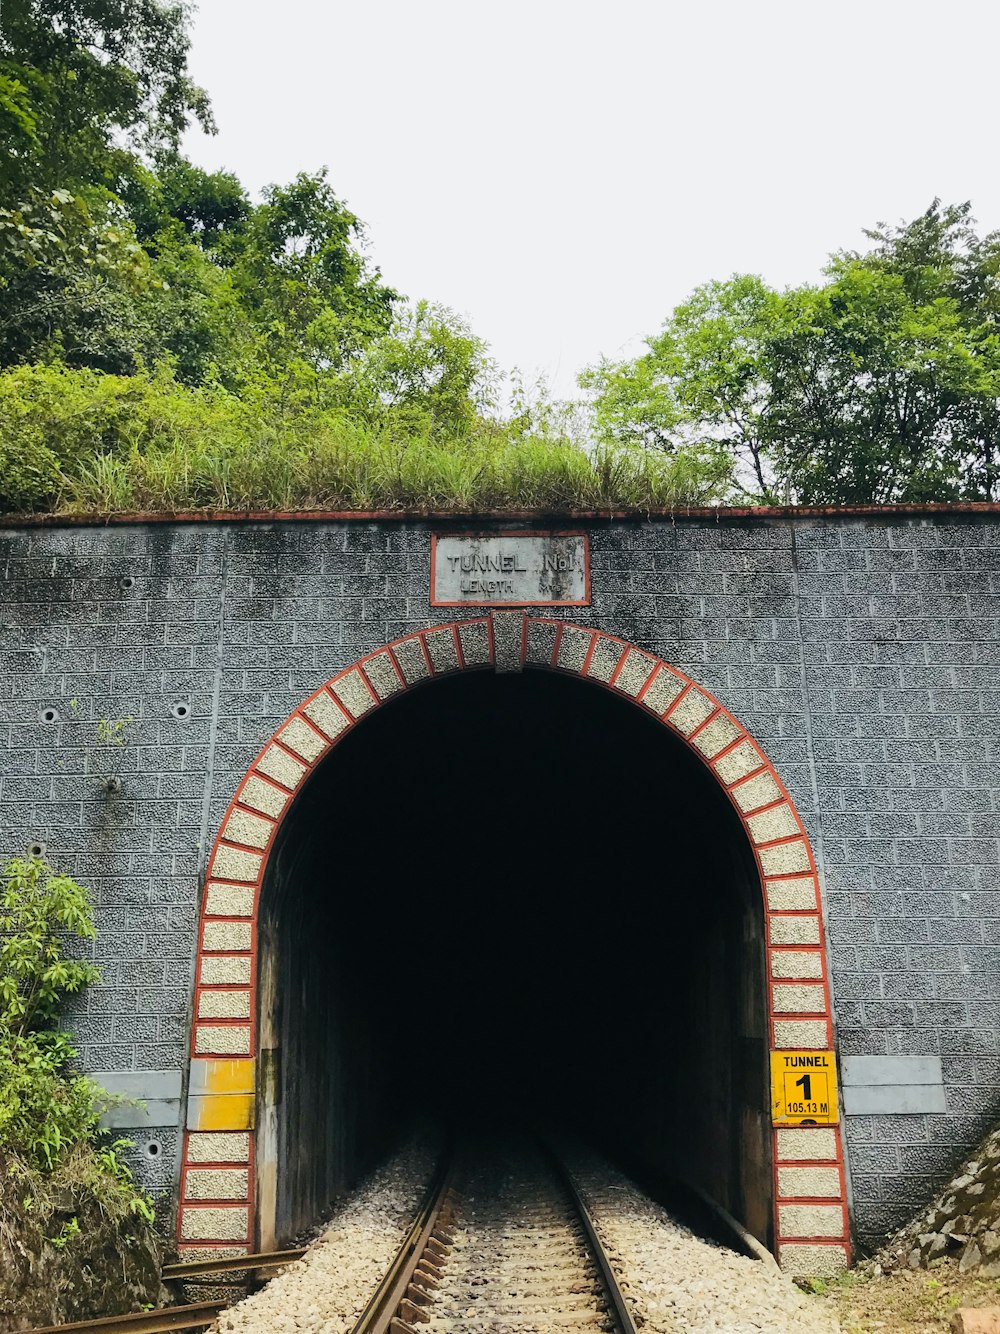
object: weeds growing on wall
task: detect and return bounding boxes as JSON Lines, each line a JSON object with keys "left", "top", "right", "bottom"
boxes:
{"left": 0, "top": 362, "right": 734, "bottom": 516}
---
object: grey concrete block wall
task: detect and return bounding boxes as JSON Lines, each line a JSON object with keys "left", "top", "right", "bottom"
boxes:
{"left": 1, "top": 512, "right": 999, "bottom": 1251}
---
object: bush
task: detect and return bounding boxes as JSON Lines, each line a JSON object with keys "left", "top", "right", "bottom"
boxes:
{"left": 0, "top": 857, "right": 152, "bottom": 1213}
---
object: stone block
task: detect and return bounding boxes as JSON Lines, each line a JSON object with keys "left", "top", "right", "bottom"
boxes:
{"left": 184, "top": 1168, "right": 249, "bottom": 1201}
{"left": 774, "top": 1019, "right": 829, "bottom": 1048}
{"left": 612, "top": 648, "right": 656, "bottom": 697}
{"left": 668, "top": 688, "right": 715, "bottom": 736}
{"left": 773, "top": 982, "right": 826, "bottom": 1013}
{"left": 331, "top": 668, "right": 376, "bottom": 718}
{"left": 759, "top": 841, "right": 812, "bottom": 876}
{"left": 186, "top": 1132, "right": 250, "bottom": 1163}
{"left": 363, "top": 650, "right": 403, "bottom": 698}
{"left": 714, "top": 739, "right": 765, "bottom": 784}
{"left": 198, "top": 990, "right": 251, "bottom": 1020}
{"left": 557, "top": 625, "right": 591, "bottom": 672}
{"left": 524, "top": 619, "right": 559, "bottom": 666}
{"left": 424, "top": 627, "right": 460, "bottom": 673}
{"left": 771, "top": 951, "right": 824, "bottom": 979}
{"left": 585, "top": 636, "right": 624, "bottom": 683}
{"left": 277, "top": 716, "right": 327, "bottom": 763}
{"left": 255, "top": 744, "right": 307, "bottom": 791}
{"left": 777, "top": 1243, "right": 849, "bottom": 1277}
{"left": 200, "top": 955, "right": 251, "bottom": 985}
{"left": 209, "top": 845, "right": 262, "bottom": 884}
{"left": 777, "top": 1166, "right": 842, "bottom": 1198}
{"left": 204, "top": 883, "right": 254, "bottom": 917}
{"left": 194, "top": 1025, "right": 251, "bottom": 1056}
{"left": 457, "top": 620, "right": 491, "bottom": 666}
{"left": 691, "top": 711, "right": 743, "bottom": 758}
{"left": 179, "top": 1206, "right": 248, "bottom": 1242}
{"left": 491, "top": 612, "right": 523, "bottom": 672}
{"left": 952, "top": 1310, "right": 1000, "bottom": 1334}
{"left": 202, "top": 922, "right": 252, "bottom": 952}
{"left": 302, "top": 690, "right": 350, "bottom": 741}
{"left": 391, "top": 636, "right": 430, "bottom": 684}
{"left": 775, "top": 1127, "right": 838, "bottom": 1161}
{"left": 765, "top": 877, "right": 819, "bottom": 911}
{"left": 748, "top": 803, "right": 800, "bottom": 844}
{"left": 770, "top": 915, "right": 821, "bottom": 945}
{"left": 640, "top": 665, "right": 686, "bottom": 715}
{"left": 778, "top": 1203, "right": 845, "bottom": 1238}
{"left": 222, "top": 809, "right": 273, "bottom": 851}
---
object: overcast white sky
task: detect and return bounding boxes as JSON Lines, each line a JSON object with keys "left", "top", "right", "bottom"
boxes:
{"left": 181, "top": 0, "right": 1000, "bottom": 398}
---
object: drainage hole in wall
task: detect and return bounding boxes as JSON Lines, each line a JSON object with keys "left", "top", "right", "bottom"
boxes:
{"left": 39, "top": 706, "right": 59, "bottom": 723}
{"left": 170, "top": 701, "right": 190, "bottom": 720}
{"left": 144, "top": 1141, "right": 162, "bottom": 1159}
{"left": 121, "top": 576, "right": 135, "bottom": 590}
{"left": 28, "top": 842, "right": 46, "bottom": 859}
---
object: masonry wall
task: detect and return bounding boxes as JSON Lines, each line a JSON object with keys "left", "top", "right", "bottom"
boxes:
{"left": 1, "top": 513, "right": 998, "bottom": 1252}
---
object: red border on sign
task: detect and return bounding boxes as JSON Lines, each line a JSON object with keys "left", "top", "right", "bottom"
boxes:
{"left": 430, "top": 531, "right": 591, "bottom": 607}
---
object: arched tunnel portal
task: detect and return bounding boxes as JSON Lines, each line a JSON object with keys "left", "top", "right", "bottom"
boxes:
{"left": 178, "top": 615, "right": 849, "bottom": 1274}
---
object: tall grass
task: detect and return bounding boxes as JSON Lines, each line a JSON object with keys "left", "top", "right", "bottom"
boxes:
{"left": 0, "top": 362, "right": 733, "bottom": 515}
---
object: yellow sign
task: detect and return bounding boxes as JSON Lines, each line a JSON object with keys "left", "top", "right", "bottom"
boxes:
{"left": 770, "top": 1050, "right": 839, "bottom": 1125}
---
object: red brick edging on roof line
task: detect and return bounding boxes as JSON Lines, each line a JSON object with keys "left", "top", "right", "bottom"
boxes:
{"left": 2, "top": 501, "right": 1000, "bottom": 528}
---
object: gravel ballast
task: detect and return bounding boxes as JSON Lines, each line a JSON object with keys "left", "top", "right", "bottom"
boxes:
{"left": 568, "top": 1155, "right": 842, "bottom": 1334}
{"left": 212, "top": 1141, "right": 436, "bottom": 1334}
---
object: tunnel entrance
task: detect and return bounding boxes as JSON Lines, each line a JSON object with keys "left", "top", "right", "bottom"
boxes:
{"left": 255, "top": 666, "right": 773, "bottom": 1251}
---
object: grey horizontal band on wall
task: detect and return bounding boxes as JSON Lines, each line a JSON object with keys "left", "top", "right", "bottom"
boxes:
{"left": 841, "top": 1056, "right": 946, "bottom": 1114}
{"left": 89, "top": 1070, "right": 184, "bottom": 1127}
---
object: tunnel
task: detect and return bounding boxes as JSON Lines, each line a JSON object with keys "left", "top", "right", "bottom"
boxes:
{"left": 255, "top": 666, "right": 773, "bottom": 1251}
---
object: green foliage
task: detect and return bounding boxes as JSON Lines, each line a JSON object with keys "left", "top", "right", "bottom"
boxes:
{"left": 583, "top": 202, "right": 1000, "bottom": 504}
{"left": 0, "top": 856, "right": 153, "bottom": 1231}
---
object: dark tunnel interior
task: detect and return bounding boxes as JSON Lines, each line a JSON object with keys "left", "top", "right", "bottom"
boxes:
{"left": 256, "top": 667, "right": 772, "bottom": 1250}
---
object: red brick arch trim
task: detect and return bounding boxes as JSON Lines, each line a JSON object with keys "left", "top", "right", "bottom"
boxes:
{"left": 177, "top": 612, "right": 849, "bottom": 1277}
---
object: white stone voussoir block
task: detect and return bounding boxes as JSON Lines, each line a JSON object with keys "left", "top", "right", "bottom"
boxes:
{"left": 331, "top": 668, "right": 376, "bottom": 718}
{"left": 775, "top": 1127, "right": 837, "bottom": 1162}
{"left": 194, "top": 1024, "right": 251, "bottom": 1056}
{"left": 363, "top": 650, "right": 403, "bottom": 699}
{"left": 758, "top": 840, "right": 811, "bottom": 876}
{"left": 774, "top": 1018, "right": 828, "bottom": 1048}
{"left": 773, "top": 982, "right": 826, "bottom": 1013}
{"left": 556, "top": 626, "right": 591, "bottom": 672}
{"left": 525, "top": 620, "right": 559, "bottom": 665}
{"left": 769, "top": 915, "right": 821, "bottom": 945}
{"left": 210, "top": 845, "right": 262, "bottom": 884}
{"left": 457, "top": 620, "right": 491, "bottom": 665}
{"left": 302, "top": 690, "right": 350, "bottom": 741}
{"left": 765, "top": 877, "right": 818, "bottom": 911}
{"left": 641, "top": 666, "right": 685, "bottom": 715}
{"left": 731, "top": 769, "right": 783, "bottom": 812}
{"left": 278, "top": 716, "right": 327, "bottom": 763}
{"left": 771, "top": 950, "right": 824, "bottom": 979}
{"left": 778, "top": 1203, "right": 844, "bottom": 1238}
{"left": 184, "top": 1167, "right": 250, "bottom": 1201}
{"left": 691, "top": 711, "right": 743, "bottom": 758}
{"left": 713, "top": 739, "right": 765, "bottom": 784}
{"left": 186, "top": 1132, "right": 250, "bottom": 1164}
{"left": 777, "top": 1166, "right": 842, "bottom": 1199}
{"left": 424, "top": 628, "right": 460, "bottom": 673}
{"left": 747, "top": 803, "right": 800, "bottom": 845}
{"left": 667, "top": 689, "right": 715, "bottom": 736}
{"left": 180, "top": 1206, "right": 248, "bottom": 1242}
{"left": 778, "top": 1243, "right": 848, "bottom": 1278}
{"left": 198, "top": 990, "right": 251, "bottom": 1020}
{"left": 612, "top": 648, "right": 656, "bottom": 698}
{"left": 238, "top": 774, "right": 289, "bottom": 819}
{"left": 202, "top": 921, "right": 252, "bottom": 952}
{"left": 585, "top": 636, "right": 623, "bottom": 683}
{"left": 200, "top": 955, "right": 251, "bottom": 985}
{"left": 204, "top": 883, "right": 255, "bottom": 918}
{"left": 255, "top": 744, "right": 307, "bottom": 791}
{"left": 222, "top": 808, "right": 273, "bottom": 851}
{"left": 392, "top": 636, "right": 430, "bottom": 684}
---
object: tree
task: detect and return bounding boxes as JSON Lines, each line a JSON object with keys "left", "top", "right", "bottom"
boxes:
{"left": 582, "top": 202, "right": 1000, "bottom": 504}
{"left": 0, "top": 0, "right": 213, "bottom": 203}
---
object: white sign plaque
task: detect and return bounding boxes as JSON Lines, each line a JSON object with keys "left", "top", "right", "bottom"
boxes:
{"left": 431, "top": 532, "right": 589, "bottom": 606}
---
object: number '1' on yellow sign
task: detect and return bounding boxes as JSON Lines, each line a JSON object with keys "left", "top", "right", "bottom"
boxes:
{"left": 770, "top": 1050, "right": 839, "bottom": 1125}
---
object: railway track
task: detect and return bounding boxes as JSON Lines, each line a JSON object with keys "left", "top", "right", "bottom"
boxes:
{"left": 25, "top": 1141, "right": 638, "bottom": 1334}
{"left": 354, "top": 1139, "right": 638, "bottom": 1334}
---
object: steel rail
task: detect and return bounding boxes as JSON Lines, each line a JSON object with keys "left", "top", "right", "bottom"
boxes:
{"left": 549, "top": 1151, "right": 639, "bottom": 1334}
{"left": 162, "top": 1247, "right": 307, "bottom": 1280}
{"left": 22, "top": 1301, "right": 226, "bottom": 1334}
{"left": 348, "top": 1151, "right": 454, "bottom": 1334}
